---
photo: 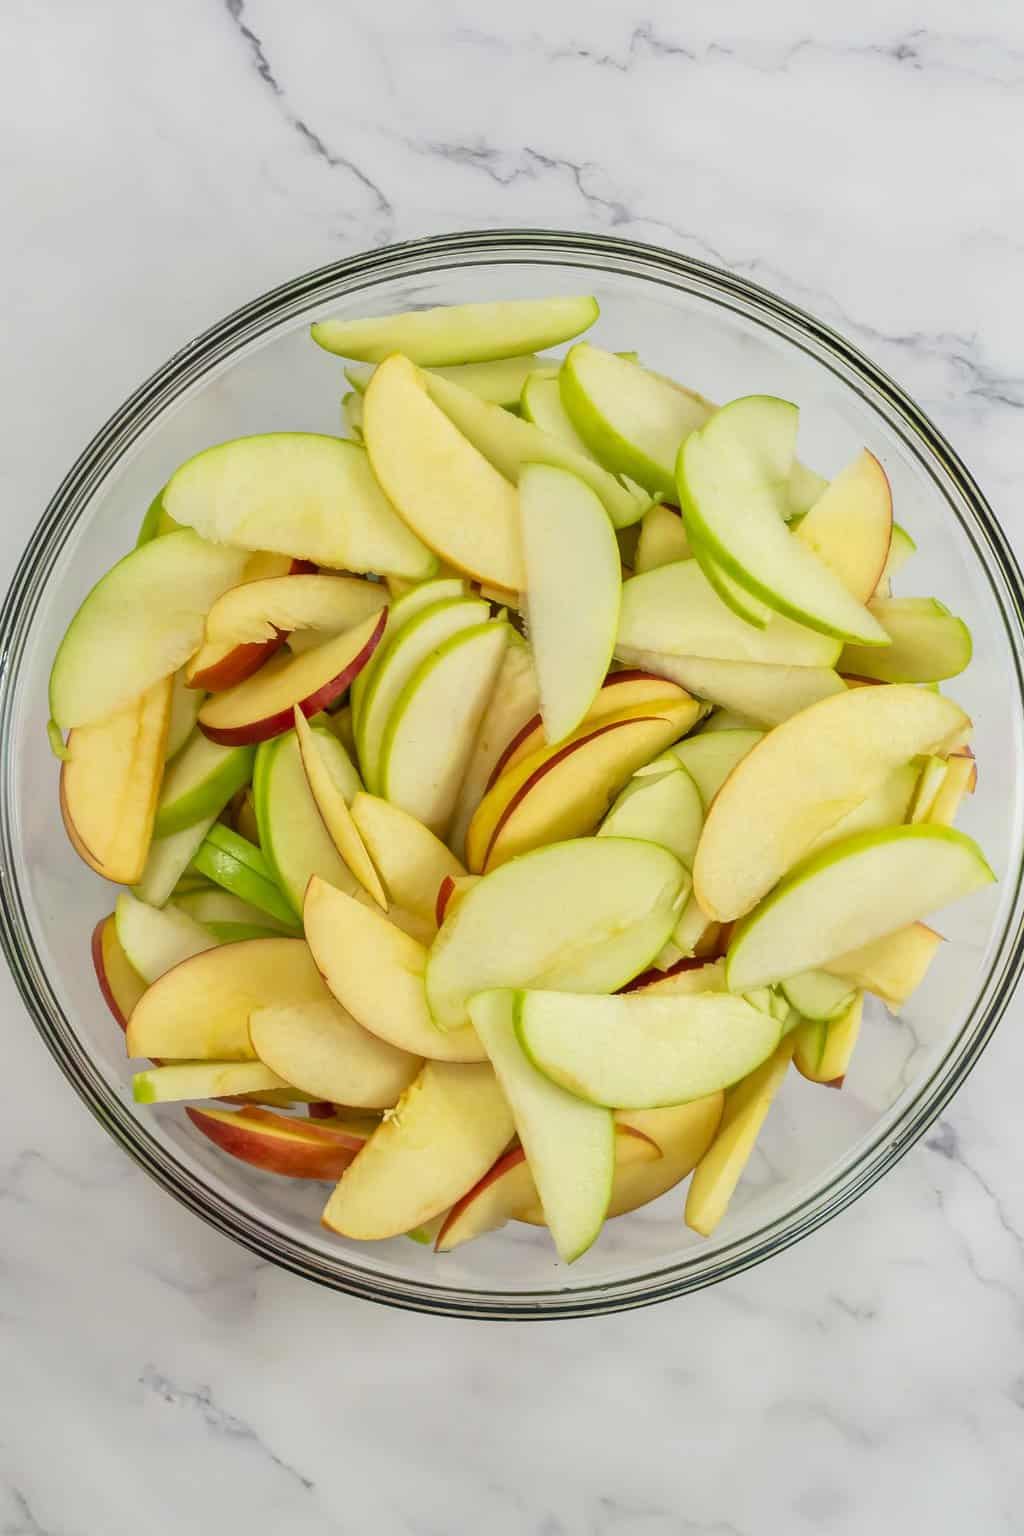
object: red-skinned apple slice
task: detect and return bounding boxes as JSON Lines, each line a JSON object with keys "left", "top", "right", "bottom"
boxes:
{"left": 198, "top": 608, "right": 386, "bottom": 746}
{"left": 186, "top": 557, "right": 318, "bottom": 691}
{"left": 91, "top": 914, "right": 147, "bottom": 1029}
{"left": 186, "top": 1104, "right": 368, "bottom": 1179}
{"left": 434, "top": 873, "right": 479, "bottom": 928}
{"left": 249, "top": 998, "right": 421, "bottom": 1109}
{"left": 794, "top": 451, "right": 893, "bottom": 602}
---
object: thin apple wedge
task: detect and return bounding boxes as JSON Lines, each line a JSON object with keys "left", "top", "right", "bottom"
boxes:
{"left": 185, "top": 558, "right": 319, "bottom": 691}
{"left": 92, "top": 914, "right": 147, "bottom": 1029}
{"left": 249, "top": 999, "right": 421, "bottom": 1109}
{"left": 164, "top": 435, "right": 436, "bottom": 578}
{"left": 928, "top": 751, "right": 977, "bottom": 827}
{"left": 350, "top": 576, "right": 467, "bottom": 725}
{"left": 186, "top": 1105, "right": 368, "bottom": 1179}
{"left": 434, "top": 873, "right": 479, "bottom": 927}
{"left": 613, "top": 648, "right": 846, "bottom": 727}
{"left": 651, "top": 729, "right": 763, "bottom": 807}
{"left": 348, "top": 354, "right": 545, "bottom": 407}
{"left": 804, "top": 761, "right": 921, "bottom": 857}
{"left": 304, "top": 877, "right": 487, "bottom": 1062}
{"left": 908, "top": 755, "right": 949, "bottom": 823}
{"left": 779, "top": 969, "right": 855, "bottom": 1022}
{"left": 694, "top": 684, "right": 972, "bottom": 921}
{"left": 292, "top": 707, "right": 385, "bottom": 907}
{"left": 126, "top": 937, "right": 328, "bottom": 1061}
{"left": 725, "top": 824, "right": 994, "bottom": 992}
{"left": 49, "top": 531, "right": 247, "bottom": 731}
{"left": 205, "top": 573, "right": 384, "bottom": 650}
{"left": 311, "top": 296, "right": 598, "bottom": 364}
{"left": 255, "top": 726, "right": 360, "bottom": 914}
{"left": 599, "top": 760, "right": 704, "bottom": 867}
{"left": 447, "top": 634, "right": 539, "bottom": 861}
{"left": 823, "top": 923, "right": 943, "bottom": 1009}
{"left": 519, "top": 464, "right": 621, "bottom": 744}
{"left": 794, "top": 991, "right": 863, "bottom": 1086}
{"left": 601, "top": 1099, "right": 724, "bottom": 1218}
{"left": 516, "top": 989, "right": 781, "bottom": 1108}
{"left": 839, "top": 598, "right": 972, "bottom": 683}
{"left": 468, "top": 990, "right": 615, "bottom": 1262}
{"left": 133, "top": 1060, "right": 289, "bottom": 1103}
{"left": 685, "top": 1036, "right": 796, "bottom": 1236}
{"left": 426, "top": 838, "right": 688, "bottom": 1032}
{"left": 519, "top": 372, "right": 595, "bottom": 455}
{"left": 794, "top": 450, "right": 893, "bottom": 602}
{"left": 153, "top": 732, "right": 254, "bottom": 838}
{"left": 191, "top": 823, "right": 299, "bottom": 928}
{"left": 175, "top": 888, "right": 292, "bottom": 941}
{"left": 622, "top": 957, "right": 727, "bottom": 997}
{"left": 634, "top": 503, "right": 692, "bottom": 572}
{"left": 60, "top": 676, "right": 172, "bottom": 884}
{"left": 349, "top": 793, "right": 465, "bottom": 923}
{"left": 363, "top": 355, "right": 525, "bottom": 589}
{"left": 133, "top": 817, "right": 218, "bottom": 908}
{"left": 198, "top": 608, "right": 386, "bottom": 746}
{"left": 114, "top": 891, "right": 217, "bottom": 983}
{"left": 875, "top": 523, "right": 917, "bottom": 595}
{"left": 320, "top": 1060, "right": 515, "bottom": 1240}
{"left": 166, "top": 669, "right": 204, "bottom": 758}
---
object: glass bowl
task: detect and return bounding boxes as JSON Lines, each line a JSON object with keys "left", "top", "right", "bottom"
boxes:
{"left": 2, "top": 230, "right": 1022, "bottom": 1320}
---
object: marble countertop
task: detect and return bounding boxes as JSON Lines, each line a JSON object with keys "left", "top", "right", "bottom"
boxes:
{"left": 4, "top": 3, "right": 1024, "bottom": 1532}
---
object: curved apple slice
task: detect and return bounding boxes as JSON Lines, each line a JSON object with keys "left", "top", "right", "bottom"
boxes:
{"left": 205, "top": 573, "right": 384, "bottom": 650}
{"left": 186, "top": 1105, "right": 367, "bottom": 1179}
{"left": 694, "top": 684, "right": 972, "bottom": 922}
{"left": 650, "top": 729, "right": 763, "bottom": 807}
{"left": 115, "top": 891, "right": 217, "bottom": 984}
{"left": 839, "top": 598, "right": 973, "bottom": 683}
{"left": 91, "top": 915, "right": 147, "bottom": 1029}
{"left": 249, "top": 998, "right": 421, "bottom": 1109}
{"left": 153, "top": 732, "right": 254, "bottom": 838}
{"left": 794, "top": 450, "right": 893, "bottom": 602}
{"left": 312, "top": 296, "right": 598, "bottom": 365}
{"left": 598, "top": 762, "right": 704, "bottom": 868}
{"left": 133, "top": 1060, "right": 288, "bottom": 1103}
{"left": 725, "top": 824, "right": 994, "bottom": 992}
{"left": 49, "top": 530, "right": 248, "bottom": 731}
{"left": 350, "top": 793, "right": 465, "bottom": 923}
{"left": 794, "top": 991, "right": 863, "bottom": 1086}
{"left": 620, "top": 956, "right": 725, "bottom": 996}
{"left": 634, "top": 502, "right": 692, "bottom": 573}
{"left": 198, "top": 608, "right": 386, "bottom": 746}
{"left": 320, "top": 1060, "right": 516, "bottom": 1240}
{"left": 304, "top": 877, "right": 487, "bottom": 1062}
{"left": 166, "top": 669, "right": 203, "bottom": 759}
{"left": 192, "top": 823, "right": 299, "bottom": 928}
{"left": 613, "top": 647, "right": 846, "bottom": 727}
{"left": 291, "top": 708, "right": 385, "bottom": 907}
{"left": 448, "top": 635, "right": 539, "bottom": 861}
{"left": 133, "top": 817, "right": 217, "bottom": 908}
{"left": 824, "top": 923, "right": 942, "bottom": 1009}
{"left": 348, "top": 354, "right": 544, "bottom": 407}
{"left": 350, "top": 576, "right": 467, "bottom": 725}
{"left": 519, "top": 372, "right": 594, "bottom": 455}
{"left": 60, "top": 676, "right": 172, "bottom": 885}
{"left": 434, "top": 873, "right": 479, "bottom": 928}
{"left": 254, "top": 728, "right": 358, "bottom": 916}
{"left": 185, "top": 557, "right": 319, "bottom": 691}
{"left": 600, "top": 1099, "right": 724, "bottom": 1219}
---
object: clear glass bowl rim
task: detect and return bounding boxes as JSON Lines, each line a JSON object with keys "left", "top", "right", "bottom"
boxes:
{"left": 3, "top": 228, "right": 1023, "bottom": 1320}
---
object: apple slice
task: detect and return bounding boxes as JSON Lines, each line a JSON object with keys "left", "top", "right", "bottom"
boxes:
{"left": 164, "top": 434, "right": 436, "bottom": 578}
{"left": 677, "top": 397, "right": 889, "bottom": 645}
{"left": 794, "top": 991, "right": 863, "bottom": 1086}
{"left": 601, "top": 1098, "right": 724, "bottom": 1218}
{"left": 291, "top": 708, "right": 384, "bottom": 907}
{"left": 357, "top": 596, "right": 489, "bottom": 790}
{"left": 114, "top": 891, "right": 217, "bottom": 983}
{"left": 379, "top": 620, "right": 509, "bottom": 836}
{"left": 613, "top": 647, "right": 846, "bottom": 727}
{"left": 688, "top": 536, "right": 774, "bottom": 628}
{"left": 249, "top": 998, "right": 421, "bottom": 1109}
{"left": 153, "top": 732, "right": 254, "bottom": 837}
{"left": 617, "top": 561, "right": 840, "bottom": 667}
{"left": 349, "top": 793, "right": 465, "bottom": 923}
{"left": 49, "top": 531, "right": 248, "bottom": 731}
{"left": 174, "top": 888, "right": 292, "bottom": 940}
{"left": 304, "top": 877, "right": 487, "bottom": 1061}
{"left": 198, "top": 608, "right": 386, "bottom": 747}
{"left": 447, "top": 634, "right": 540, "bottom": 860}
{"left": 166, "top": 669, "right": 203, "bottom": 759}
{"left": 516, "top": 988, "right": 781, "bottom": 1108}
{"left": 693, "top": 684, "right": 972, "bottom": 921}
{"left": 840, "top": 598, "right": 972, "bottom": 683}
{"left": 254, "top": 727, "right": 359, "bottom": 915}
{"left": 133, "top": 1060, "right": 289, "bottom": 1103}
{"left": 320, "top": 1060, "right": 515, "bottom": 1240}
{"left": 434, "top": 874, "right": 478, "bottom": 927}
{"left": 364, "top": 355, "right": 525, "bottom": 589}
{"left": 126, "top": 937, "right": 327, "bottom": 1061}
{"left": 350, "top": 576, "right": 467, "bottom": 726}
{"left": 186, "top": 1105, "right": 368, "bottom": 1179}
{"left": 60, "top": 676, "right": 172, "bottom": 884}
{"left": 347, "top": 354, "right": 544, "bottom": 407}
{"left": 622, "top": 957, "right": 726, "bottom": 997}
{"left": 92, "top": 914, "right": 147, "bottom": 1029}
{"left": 928, "top": 751, "right": 977, "bottom": 826}
{"left": 793, "top": 451, "right": 893, "bottom": 602}
{"left": 312, "top": 296, "right": 598, "bottom": 364}
{"left": 634, "top": 503, "right": 692, "bottom": 573}
{"left": 186, "top": 558, "right": 319, "bottom": 691}
{"left": 598, "top": 762, "right": 704, "bottom": 868}
{"left": 701, "top": 708, "right": 761, "bottom": 733}
{"left": 823, "top": 923, "right": 942, "bottom": 1009}
{"left": 136, "top": 487, "right": 180, "bottom": 545}
{"left": 652, "top": 729, "right": 763, "bottom": 807}
{"left": 473, "top": 698, "right": 699, "bottom": 872}
{"left": 423, "top": 368, "right": 650, "bottom": 529}
{"left": 133, "top": 816, "right": 217, "bottom": 908}
{"left": 684, "top": 1035, "right": 796, "bottom": 1236}
{"left": 875, "top": 523, "right": 917, "bottom": 595}
{"left": 191, "top": 823, "right": 299, "bottom": 928}
{"left": 908, "top": 755, "right": 949, "bottom": 823}
{"left": 805, "top": 761, "right": 921, "bottom": 858}
{"left": 559, "top": 344, "right": 713, "bottom": 499}
{"left": 468, "top": 990, "right": 615, "bottom": 1262}
{"left": 779, "top": 969, "right": 856, "bottom": 1022}
{"left": 725, "top": 824, "right": 994, "bottom": 991}
{"left": 519, "top": 372, "right": 594, "bottom": 455}
{"left": 426, "top": 837, "right": 687, "bottom": 1032}
{"left": 519, "top": 464, "right": 621, "bottom": 743}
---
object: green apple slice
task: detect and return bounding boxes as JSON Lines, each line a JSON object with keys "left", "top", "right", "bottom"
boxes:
{"left": 153, "top": 732, "right": 255, "bottom": 837}
{"left": 363, "top": 355, "right": 525, "bottom": 589}
{"left": 166, "top": 670, "right": 203, "bottom": 760}
{"left": 49, "top": 530, "right": 248, "bottom": 732}
{"left": 793, "top": 450, "right": 893, "bottom": 603}
{"left": 292, "top": 706, "right": 385, "bottom": 907}
{"left": 516, "top": 988, "right": 781, "bottom": 1108}
{"left": 447, "top": 633, "right": 539, "bottom": 862}
{"left": 779, "top": 970, "right": 856, "bottom": 1021}
{"left": 174, "top": 888, "right": 292, "bottom": 936}
{"left": 598, "top": 762, "right": 704, "bottom": 868}
{"left": 192, "top": 822, "right": 299, "bottom": 928}
{"left": 164, "top": 433, "right": 436, "bottom": 578}
{"left": 133, "top": 817, "right": 217, "bottom": 907}
{"left": 651, "top": 729, "right": 764, "bottom": 807}
{"left": 875, "top": 522, "right": 917, "bottom": 594}
{"left": 311, "top": 295, "right": 598, "bottom": 365}
{"left": 255, "top": 728, "right": 359, "bottom": 915}
{"left": 634, "top": 503, "right": 692, "bottom": 572}
{"left": 677, "top": 397, "right": 890, "bottom": 645}
{"left": 136, "top": 487, "right": 181, "bottom": 546}
{"left": 349, "top": 793, "right": 465, "bottom": 923}
{"left": 422, "top": 368, "right": 650, "bottom": 529}
{"left": 687, "top": 537, "right": 773, "bottom": 628}
{"left": 694, "top": 684, "right": 972, "bottom": 921}
{"left": 346, "top": 354, "right": 543, "bottom": 407}
{"left": 617, "top": 561, "right": 839, "bottom": 667}
{"left": 613, "top": 646, "right": 846, "bottom": 727}
{"left": 840, "top": 598, "right": 972, "bottom": 682}
{"left": 519, "top": 373, "right": 593, "bottom": 456}
{"left": 793, "top": 991, "right": 863, "bottom": 1084}
{"left": 426, "top": 837, "right": 687, "bottom": 1032}
{"left": 726, "top": 824, "right": 994, "bottom": 991}
{"left": 470, "top": 989, "right": 614, "bottom": 1263}
{"left": 356, "top": 596, "right": 489, "bottom": 791}
{"left": 559, "top": 343, "right": 713, "bottom": 500}
{"left": 700, "top": 708, "right": 762, "bottom": 733}
{"left": 379, "top": 620, "right": 509, "bottom": 836}
{"left": 351, "top": 576, "right": 466, "bottom": 724}
{"left": 133, "top": 1060, "right": 289, "bottom": 1104}
{"left": 115, "top": 891, "right": 217, "bottom": 984}
{"left": 519, "top": 464, "right": 621, "bottom": 744}
{"left": 788, "top": 462, "right": 829, "bottom": 518}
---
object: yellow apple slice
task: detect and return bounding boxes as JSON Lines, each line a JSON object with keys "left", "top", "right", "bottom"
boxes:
{"left": 312, "top": 296, "right": 598, "bottom": 365}
{"left": 874, "top": 522, "right": 917, "bottom": 595}
{"left": 794, "top": 451, "right": 893, "bottom": 602}
{"left": 602, "top": 1099, "right": 724, "bottom": 1218}
{"left": 320, "top": 1060, "right": 515, "bottom": 1240}
{"left": 249, "top": 998, "right": 420, "bottom": 1109}
{"left": 133, "top": 1060, "right": 289, "bottom": 1103}
{"left": 805, "top": 761, "right": 920, "bottom": 857}
{"left": 60, "top": 675, "right": 172, "bottom": 885}
{"left": 694, "top": 684, "right": 972, "bottom": 921}
{"left": 292, "top": 706, "right": 385, "bottom": 907}
{"left": 304, "top": 877, "right": 487, "bottom": 1062}
{"left": 205, "top": 573, "right": 385, "bottom": 649}
{"left": 363, "top": 355, "right": 525, "bottom": 589}
{"left": 794, "top": 991, "right": 863, "bottom": 1086}
{"left": 126, "top": 937, "right": 327, "bottom": 1061}
{"left": 349, "top": 793, "right": 465, "bottom": 923}
{"left": 685, "top": 1036, "right": 796, "bottom": 1236}
{"left": 447, "top": 634, "right": 539, "bottom": 861}
{"left": 927, "top": 750, "right": 976, "bottom": 826}
{"left": 823, "top": 923, "right": 942, "bottom": 1009}
{"left": 634, "top": 502, "right": 692, "bottom": 572}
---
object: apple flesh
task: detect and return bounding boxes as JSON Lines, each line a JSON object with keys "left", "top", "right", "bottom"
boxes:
{"left": 191, "top": 823, "right": 299, "bottom": 928}
{"left": 166, "top": 669, "right": 204, "bottom": 758}
{"left": 114, "top": 891, "right": 217, "bottom": 984}
{"left": 447, "top": 635, "right": 539, "bottom": 861}
{"left": 652, "top": 729, "right": 763, "bottom": 808}
{"left": 634, "top": 503, "right": 692, "bottom": 573}
{"left": 133, "top": 816, "right": 218, "bottom": 908}
{"left": 348, "top": 354, "right": 544, "bottom": 407}
{"left": 908, "top": 755, "right": 949, "bottom": 823}
{"left": 823, "top": 923, "right": 942, "bottom": 1009}
{"left": 793, "top": 991, "right": 863, "bottom": 1086}
{"left": 320, "top": 1060, "right": 516, "bottom": 1240}
{"left": 291, "top": 708, "right": 385, "bottom": 908}
{"left": 153, "top": 732, "right": 255, "bottom": 838}
{"left": 779, "top": 969, "right": 856, "bottom": 1022}
{"left": 133, "top": 1060, "right": 289, "bottom": 1103}
{"left": 875, "top": 522, "right": 917, "bottom": 595}
{"left": 350, "top": 575, "right": 467, "bottom": 725}
{"left": 174, "top": 888, "right": 291, "bottom": 938}
{"left": 840, "top": 598, "right": 973, "bottom": 683}
{"left": 311, "top": 295, "right": 599, "bottom": 365}
{"left": 598, "top": 761, "right": 704, "bottom": 868}
{"left": 794, "top": 450, "right": 893, "bottom": 602}
{"left": 928, "top": 750, "right": 976, "bottom": 826}
{"left": 601, "top": 1098, "right": 724, "bottom": 1219}
{"left": 186, "top": 1105, "right": 370, "bottom": 1179}
{"left": 249, "top": 998, "right": 421, "bottom": 1109}
{"left": 805, "top": 761, "right": 920, "bottom": 858}
{"left": 92, "top": 914, "right": 147, "bottom": 1029}
{"left": 613, "top": 647, "right": 846, "bottom": 727}
{"left": 350, "top": 793, "right": 465, "bottom": 924}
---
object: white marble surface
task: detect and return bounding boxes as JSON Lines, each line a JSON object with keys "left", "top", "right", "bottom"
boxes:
{"left": 4, "top": 3, "right": 1024, "bottom": 1531}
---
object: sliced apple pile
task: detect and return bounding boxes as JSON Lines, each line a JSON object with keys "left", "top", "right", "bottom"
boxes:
{"left": 54, "top": 291, "right": 991, "bottom": 1262}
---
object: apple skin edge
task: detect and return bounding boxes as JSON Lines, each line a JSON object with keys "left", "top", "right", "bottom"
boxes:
{"left": 435, "top": 874, "right": 457, "bottom": 928}
{"left": 618, "top": 956, "right": 709, "bottom": 994}
{"left": 189, "top": 634, "right": 288, "bottom": 693}
{"left": 91, "top": 916, "right": 127, "bottom": 1029}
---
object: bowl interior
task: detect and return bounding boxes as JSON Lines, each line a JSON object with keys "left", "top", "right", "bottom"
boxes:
{"left": 4, "top": 234, "right": 1023, "bottom": 1315}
